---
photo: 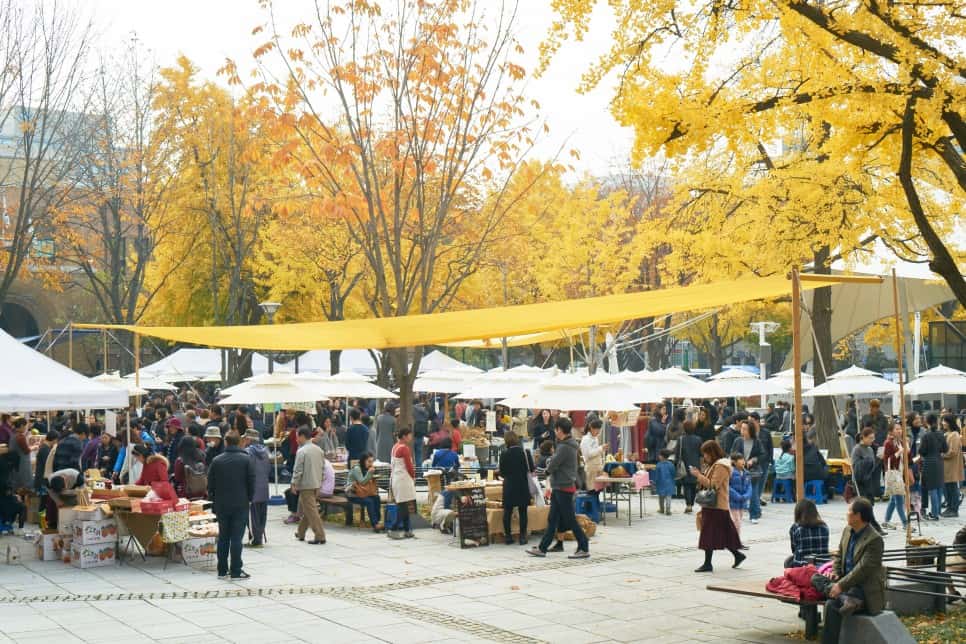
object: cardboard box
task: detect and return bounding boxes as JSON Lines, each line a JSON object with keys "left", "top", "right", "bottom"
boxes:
{"left": 483, "top": 484, "right": 503, "bottom": 502}
{"left": 73, "top": 505, "right": 108, "bottom": 521}
{"left": 176, "top": 536, "right": 216, "bottom": 563}
{"left": 35, "top": 530, "right": 60, "bottom": 561}
{"left": 73, "top": 519, "right": 118, "bottom": 545}
{"left": 57, "top": 508, "right": 77, "bottom": 536}
{"left": 71, "top": 542, "right": 116, "bottom": 568}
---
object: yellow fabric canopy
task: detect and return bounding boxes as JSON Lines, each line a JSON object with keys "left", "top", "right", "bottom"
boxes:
{"left": 75, "top": 274, "right": 848, "bottom": 351}
{"left": 440, "top": 328, "right": 591, "bottom": 348}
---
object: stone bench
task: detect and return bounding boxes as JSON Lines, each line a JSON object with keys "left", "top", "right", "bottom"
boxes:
{"left": 838, "top": 610, "right": 915, "bottom": 644}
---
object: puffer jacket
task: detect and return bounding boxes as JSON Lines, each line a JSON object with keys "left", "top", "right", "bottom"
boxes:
{"left": 247, "top": 443, "right": 271, "bottom": 503}
{"left": 729, "top": 468, "right": 752, "bottom": 510}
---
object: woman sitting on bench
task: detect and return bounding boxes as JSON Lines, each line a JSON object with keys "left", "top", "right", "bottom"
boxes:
{"left": 347, "top": 453, "right": 384, "bottom": 532}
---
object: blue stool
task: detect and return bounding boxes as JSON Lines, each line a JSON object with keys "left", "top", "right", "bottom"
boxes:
{"left": 771, "top": 479, "right": 795, "bottom": 503}
{"left": 805, "top": 480, "right": 826, "bottom": 505}
{"left": 829, "top": 472, "right": 846, "bottom": 495}
{"left": 574, "top": 493, "right": 601, "bottom": 523}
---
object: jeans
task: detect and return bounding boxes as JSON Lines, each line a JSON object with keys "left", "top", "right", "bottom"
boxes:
{"left": 749, "top": 476, "right": 763, "bottom": 520}
{"left": 820, "top": 586, "right": 867, "bottom": 644}
{"left": 884, "top": 494, "right": 907, "bottom": 525}
{"left": 683, "top": 481, "right": 696, "bottom": 507}
{"left": 944, "top": 482, "right": 961, "bottom": 514}
{"left": 927, "top": 487, "right": 943, "bottom": 517}
{"left": 413, "top": 436, "right": 425, "bottom": 468}
{"left": 350, "top": 496, "right": 381, "bottom": 527}
{"left": 216, "top": 509, "right": 248, "bottom": 577}
{"left": 538, "top": 490, "right": 588, "bottom": 553}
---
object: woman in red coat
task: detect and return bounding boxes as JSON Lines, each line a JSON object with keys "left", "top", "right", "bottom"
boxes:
{"left": 135, "top": 447, "right": 170, "bottom": 487}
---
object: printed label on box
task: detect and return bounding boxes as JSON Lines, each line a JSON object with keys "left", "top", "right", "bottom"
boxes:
{"left": 72, "top": 519, "right": 118, "bottom": 545}
{"left": 177, "top": 537, "right": 216, "bottom": 563}
{"left": 71, "top": 542, "right": 116, "bottom": 569}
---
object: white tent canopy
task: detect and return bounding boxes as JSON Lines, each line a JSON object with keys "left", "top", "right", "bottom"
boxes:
{"left": 0, "top": 331, "right": 129, "bottom": 410}
{"left": 904, "top": 364, "right": 966, "bottom": 396}
{"left": 703, "top": 368, "right": 789, "bottom": 398}
{"left": 136, "top": 348, "right": 220, "bottom": 381}
{"left": 624, "top": 369, "right": 709, "bottom": 400}
{"left": 418, "top": 350, "right": 482, "bottom": 373}
{"left": 92, "top": 373, "right": 149, "bottom": 397}
{"left": 121, "top": 373, "right": 178, "bottom": 391}
{"left": 455, "top": 370, "right": 549, "bottom": 400}
{"left": 278, "top": 349, "right": 381, "bottom": 376}
{"left": 295, "top": 371, "right": 398, "bottom": 399}
{"left": 767, "top": 368, "right": 815, "bottom": 391}
{"left": 498, "top": 372, "right": 648, "bottom": 411}
{"left": 219, "top": 373, "right": 329, "bottom": 405}
{"left": 804, "top": 365, "right": 899, "bottom": 397}
{"left": 412, "top": 370, "right": 474, "bottom": 393}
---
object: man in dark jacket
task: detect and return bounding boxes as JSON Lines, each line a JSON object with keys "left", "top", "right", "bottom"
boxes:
{"left": 345, "top": 408, "right": 369, "bottom": 467}
{"left": 860, "top": 399, "right": 889, "bottom": 447}
{"left": 814, "top": 498, "right": 886, "bottom": 644}
{"left": 52, "top": 425, "right": 85, "bottom": 472}
{"left": 646, "top": 404, "right": 668, "bottom": 463}
{"left": 527, "top": 417, "right": 589, "bottom": 559}
{"left": 208, "top": 431, "right": 255, "bottom": 580}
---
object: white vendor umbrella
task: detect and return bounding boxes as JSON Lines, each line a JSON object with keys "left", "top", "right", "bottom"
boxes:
{"left": 413, "top": 369, "right": 474, "bottom": 394}
{"left": 629, "top": 369, "right": 713, "bottom": 399}
{"left": 455, "top": 369, "right": 549, "bottom": 400}
{"left": 497, "top": 372, "right": 642, "bottom": 411}
{"left": 219, "top": 373, "right": 329, "bottom": 405}
{"left": 296, "top": 371, "right": 398, "bottom": 399}
{"left": 121, "top": 373, "right": 178, "bottom": 391}
{"left": 703, "top": 368, "right": 790, "bottom": 398}
{"left": 92, "top": 372, "right": 149, "bottom": 397}
{"left": 767, "top": 368, "right": 814, "bottom": 391}
{"left": 904, "top": 364, "right": 966, "bottom": 396}
{"left": 803, "top": 365, "right": 899, "bottom": 397}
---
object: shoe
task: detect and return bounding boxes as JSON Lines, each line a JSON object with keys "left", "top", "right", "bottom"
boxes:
{"left": 569, "top": 550, "right": 590, "bottom": 559}
{"left": 283, "top": 515, "right": 300, "bottom": 525}
{"left": 387, "top": 531, "right": 405, "bottom": 540}
{"left": 837, "top": 595, "right": 863, "bottom": 617}
{"left": 926, "top": 514, "right": 939, "bottom": 521}
{"left": 548, "top": 542, "right": 564, "bottom": 553}
{"left": 750, "top": 519, "right": 759, "bottom": 524}
{"left": 403, "top": 532, "right": 415, "bottom": 539}
{"left": 230, "top": 571, "right": 251, "bottom": 581}
{"left": 525, "top": 547, "right": 546, "bottom": 557}
{"left": 941, "top": 511, "right": 959, "bottom": 518}
{"left": 760, "top": 499, "right": 768, "bottom": 507}
{"left": 518, "top": 537, "right": 528, "bottom": 546}
{"left": 881, "top": 522, "right": 895, "bottom": 530}
{"left": 247, "top": 541, "right": 263, "bottom": 547}
{"left": 217, "top": 573, "right": 229, "bottom": 580}
{"left": 295, "top": 532, "right": 304, "bottom": 541}
{"left": 505, "top": 536, "right": 515, "bottom": 545}
{"left": 694, "top": 564, "right": 713, "bottom": 573}
{"left": 733, "top": 552, "right": 747, "bottom": 569}
{"left": 307, "top": 539, "right": 326, "bottom": 545}
{"left": 684, "top": 506, "right": 693, "bottom": 514}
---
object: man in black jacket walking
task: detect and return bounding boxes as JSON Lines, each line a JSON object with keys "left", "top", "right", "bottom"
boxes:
{"left": 208, "top": 431, "right": 255, "bottom": 580}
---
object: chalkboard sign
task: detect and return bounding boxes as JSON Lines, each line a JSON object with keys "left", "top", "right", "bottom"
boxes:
{"left": 455, "top": 485, "right": 488, "bottom": 548}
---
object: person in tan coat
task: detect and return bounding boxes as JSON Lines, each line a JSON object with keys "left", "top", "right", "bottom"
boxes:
{"left": 292, "top": 427, "right": 327, "bottom": 544}
{"left": 941, "top": 415, "right": 963, "bottom": 518}
{"left": 689, "top": 440, "right": 745, "bottom": 572}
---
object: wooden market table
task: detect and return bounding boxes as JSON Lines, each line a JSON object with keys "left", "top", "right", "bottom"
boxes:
{"left": 594, "top": 476, "right": 647, "bottom": 526}
{"left": 826, "top": 458, "right": 852, "bottom": 475}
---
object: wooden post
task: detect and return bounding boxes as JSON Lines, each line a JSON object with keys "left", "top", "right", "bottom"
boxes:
{"left": 791, "top": 268, "right": 805, "bottom": 501}
{"left": 102, "top": 329, "right": 108, "bottom": 373}
{"left": 891, "top": 269, "right": 912, "bottom": 544}
{"left": 134, "top": 333, "right": 141, "bottom": 411}
{"left": 68, "top": 322, "right": 73, "bottom": 369}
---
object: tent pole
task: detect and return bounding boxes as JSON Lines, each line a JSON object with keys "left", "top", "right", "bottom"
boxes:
{"left": 791, "top": 269, "right": 805, "bottom": 502}
{"left": 891, "top": 269, "right": 912, "bottom": 545}
{"left": 68, "top": 322, "right": 73, "bottom": 370}
{"left": 134, "top": 333, "right": 141, "bottom": 410}
{"left": 102, "top": 329, "right": 108, "bottom": 373}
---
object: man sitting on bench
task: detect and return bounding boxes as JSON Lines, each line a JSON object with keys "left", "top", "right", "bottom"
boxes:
{"left": 811, "top": 498, "right": 886, "bottom": 644}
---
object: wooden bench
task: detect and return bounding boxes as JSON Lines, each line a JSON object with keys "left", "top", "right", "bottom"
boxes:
{"left": 319, "top": 492, "right": 389, "bottom": 527}
{"left": 707, "top": 579, "right": 824, "bottom": 639}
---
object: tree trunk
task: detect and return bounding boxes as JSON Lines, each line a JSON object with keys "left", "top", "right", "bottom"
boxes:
{"left": 329, "top": 349, "right": 341, "bottom": 375}
{"left": 388, "top": 347, "right": 414, "bottom": 431}
{"left": 810, "top": 248, "right": 840, "bottom": 457}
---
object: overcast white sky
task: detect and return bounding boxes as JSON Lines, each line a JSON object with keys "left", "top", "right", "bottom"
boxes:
{"left": 90, "top": 0, "right": 632, "bottom": 175}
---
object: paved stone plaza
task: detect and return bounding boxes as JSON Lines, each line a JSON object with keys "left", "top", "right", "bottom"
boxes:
{"left": 1, "top": 494, "right": 960, "bottom": 644}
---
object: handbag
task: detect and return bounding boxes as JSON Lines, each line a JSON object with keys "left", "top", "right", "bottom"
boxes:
{"left": 884, "top": 452, "right": 904, "bottom": 497}
{"left": 694, "top": 488, "right": 717, "bottom": 508}
{"left": 353, "top": 478, "right": 379, "bottom": 498}
{"left": 675, "top": 459, "right": 687, "bottom": 481}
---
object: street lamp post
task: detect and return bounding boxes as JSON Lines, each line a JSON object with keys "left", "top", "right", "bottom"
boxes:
{"left": 258, "top": 301, "right": 281, "bottom": 374}
{"left": 750, "top": 321, "right": 780, "bottom": 408}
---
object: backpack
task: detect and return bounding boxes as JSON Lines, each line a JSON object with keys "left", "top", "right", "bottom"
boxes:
{"left": 184, "top": 462, "right": 208, "bottom": 496}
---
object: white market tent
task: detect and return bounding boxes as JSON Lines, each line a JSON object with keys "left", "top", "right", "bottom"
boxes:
{"left": 137, "top": 348, "right": 221, "bottom": 381}
{"left": 418, "top": 350, "right": 482, "bottom": 373}
{"left": 120, "top": 373, "right": 178, "bottom": 391}
{"left": 412, "top": 369, "right": 474, "bottom": 393}
{"left": 803, "top": 365, "right": 899, "bottom": 397}
{"left": 92, "top": 372, "right": 149, "bottom": 397}
{"left": 497, "top": 372, "right": 643, "bottom": 411}
{"left": 218, "top": 373, "right": 330, "bottom": 405}
{"left": 455, "top": 369, "right": 549, "bottom": 400}
{"left": 628, "top": 369, "right": 713, "bottom": 399}
{"left": 704, "top": 368, "right": 790, "bottom": 398}
{"left": 276, "top": 349, "right": 381, "bottom": 376}
{"left": 0, "top": 330, "right": 129, "bottom": 410}
{"left": 295, "top": 371, "right": 398, "bottom": 399}
{"left": 767, "top": 368, "right": 815, "bottom": 391}
{"left": 904, "top": 364, "right": 966, "bottom": 396}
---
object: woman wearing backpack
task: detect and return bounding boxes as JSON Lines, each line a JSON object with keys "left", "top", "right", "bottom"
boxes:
{"left": 174, "top": 436, "right": 208, "bottom": 500}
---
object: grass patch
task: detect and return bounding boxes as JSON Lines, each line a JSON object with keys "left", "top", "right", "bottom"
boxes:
{"left": 901, "top": 605, "right": 966, "bottom": 643}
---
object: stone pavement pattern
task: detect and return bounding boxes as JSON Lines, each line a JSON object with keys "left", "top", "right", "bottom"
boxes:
{"left": 1, "top": 494, "right": 960, "bottom": 644}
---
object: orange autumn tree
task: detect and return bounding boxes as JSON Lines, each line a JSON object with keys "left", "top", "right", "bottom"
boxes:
{"left": 240, "top": 0, "right": 546, "bottom": 424}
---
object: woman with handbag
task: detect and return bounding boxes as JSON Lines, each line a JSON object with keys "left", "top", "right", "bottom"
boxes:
{"left": 347, "top": 453, "right": 384, "bottom": 532}
{"left": 882, "top": 423, "right": 909, "bottom": 530}
{"left": 499, "top": 431, "right": 534, "bottom": 545}
{"left": 689, "top": 440, "right": 745, "bottom": 573}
